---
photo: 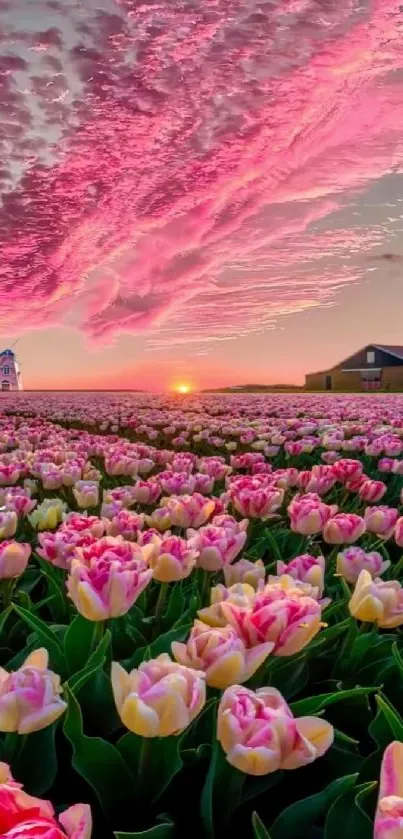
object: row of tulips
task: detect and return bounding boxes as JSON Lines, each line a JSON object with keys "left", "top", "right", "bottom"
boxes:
{"left": 0, "top": 396, "right": 402, "bottom": 838}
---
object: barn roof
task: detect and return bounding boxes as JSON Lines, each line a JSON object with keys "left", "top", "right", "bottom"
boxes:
{"left": 306, "top": 343, "right": 403, "bottom": 377}
{"left": 374, "top": 345, "right": 403, "bottom": 360}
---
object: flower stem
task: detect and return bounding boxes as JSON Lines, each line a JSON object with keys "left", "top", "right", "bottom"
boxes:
{"left": 154, "top": 583, "right": 168, "bottom": 637}
{"left": 138, "top": 736, "right": 152, "bottom": 789}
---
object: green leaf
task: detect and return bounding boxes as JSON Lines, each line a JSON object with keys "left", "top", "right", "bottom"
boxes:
{"left": 200, "top": 737, "right": 244, "bottom": 839}
{"left": 200, "top": 738, "right": 218, "bottom": 839}
{"left": 0, "top": 606, "right": 11, "bottom": 638}
{"left": 116, "top": 732, "right": 183, "bottom": 804}
{"left": 252, "top": 812, "right": 273, "bottom": 839}
{"left": 66, "top": 629, "right": 111, "bottom": 695}
{"left": 12, "top": 603, "right": 66, "bottom": 674}
{"left": 64, "top": 615, "right": 98, "bottom": 674}
{"left": 269, "top": 655, "right": 309, "bottom": 700}
{"left": 290, "top": 686, "right": 378, "bottom": 717}
{"left": 9, "top": 724, "right": 58, "bottom": 796}
{"left": 63, "top": 685, "right": 134, "bottom": 818}
{"left": 325, "top": 782, "right": 375, "bottom": 839}
{"left": 371, "top": 693, "right": 403, "bottom": 743}
{"left": 270, "top": 774, "right": 358, "bottom": 839}
{"left": 114, "top": 821, "right": 174, "bottom": 839}
{"left": 165, "top": 582, "right": 185, "bottom": 625}
{"left": 35, "top": 557, "right": 67, "bottom": 622}
{"left": 129, "top": 625, "right": 190, "bottom": 668}
{"left": 392, "top": 641, "right": 403, "bottom": 676}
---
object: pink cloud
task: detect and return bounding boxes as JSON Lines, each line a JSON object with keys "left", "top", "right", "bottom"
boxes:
{"left": 0, "top": 0, "right": 402, "bottom": 348}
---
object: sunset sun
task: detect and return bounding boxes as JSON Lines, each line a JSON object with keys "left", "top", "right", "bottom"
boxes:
{"left": 177, "top": 384, "right": 191, "bottom": 394}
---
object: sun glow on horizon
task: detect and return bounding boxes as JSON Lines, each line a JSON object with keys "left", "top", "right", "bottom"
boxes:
{"left": 177, "top": 384, "right": 191, "bottom": 394}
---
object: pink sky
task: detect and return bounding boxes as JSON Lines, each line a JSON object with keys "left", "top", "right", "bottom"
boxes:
{"left": 1, "top": 0, "right": 403, "bottom": 390}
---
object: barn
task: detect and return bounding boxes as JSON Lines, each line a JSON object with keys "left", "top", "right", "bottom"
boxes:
{"left": 305, "top": 345, "right": 403, "bottom": 392}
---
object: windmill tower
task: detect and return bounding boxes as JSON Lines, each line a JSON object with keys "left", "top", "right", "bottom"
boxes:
{"left": 0, "top": 346, "right": 22, "bottom": 391}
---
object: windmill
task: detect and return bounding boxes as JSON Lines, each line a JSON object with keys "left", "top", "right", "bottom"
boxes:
{"left": 0, "top": 339, "right": 23, "bottom": 391}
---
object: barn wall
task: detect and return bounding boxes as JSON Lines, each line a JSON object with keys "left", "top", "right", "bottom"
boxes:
{"left": 382, "top": 367, "right": 403, "bottom": 390}
{"left": 305, "top": 372, "right": 327, "bottom": 390}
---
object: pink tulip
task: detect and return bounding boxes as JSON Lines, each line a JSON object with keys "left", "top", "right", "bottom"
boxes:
{"left": 358, "top": 480, "right": 387, "bottom": 503}
{"left": 145, "top": 506, "right": 173, "bottom": 531}
{"left": 284, "top": 441, "right": 305, "bottom": 457}
{"left": 172, "top": 621, "right": 273, "bottom": 689}
{"left": 395, "top": 517, "right": 403, "bottom": 548}
{"left": 37, "top": 531, "right": 97, "bottom": 571}
{"left": 160, "top": 494, "right": 215, "bottom": 529}
{"left": 193, "top": 473, "right": 215, "bottom": 495}
{"left": 223, "top": 559, "right": 265, "bottom": 589}
{"left": 336, "top": 546, "right": 389, "bottom": 583}
{"left": 144, "top": 535, "right": 198, "bottom": 582}
{"left": 276, "top": 554, "right": 325, "bottom": 596}
{"left": 138, "top": 527, "right": 170, "bottom": 546}
{"left": 288, "top": 493, "right": 337, "bottom": 536}
{"left": 321, "top": 451, "right": 340, "bottom": 465}
{"left": 378, "top": 458, "right": 396, "bottom": 473}
{"left": 298, "top": 471, "right": 336, "bottom": 495}
{"left": 105, "top": 509, "right": 145, "bottom": 541}
{"left": 0, "top": 762, "right": 91, "bottom": 839}
{"left": 323, "top": 513, "right": 366, "bottom": 545}
{"left": 349, "top": 571, "right": 403, "bottom": 628}
{"left": 60, "top": 513, "right": 105, "bottom": 538}
{"left": 332, "top": 458, "right": 363, "bottom": 483}
{"left": 0, "top": 512, "right": 17, "bottom": 540}
{"left": 4, "top": 495, "right": 37, "bottom": 516}
{"left": 103, "top": 486, "right": 135, "bottom": 508}
{"left": 344, "top": 473, "right": 368, "bottom": 492}
{"left": 198, "top": 582, "right": 256, "bottom": 628}
{"left": 67, "top": 537, "right": 153, "bottom": 620}
{"left": 223, "top": 584, "right": 323, "bottom": 656}
{"left": 41, "top": 469, "right": 64, "bottom": 491}
{"left": 111, "top": 653, "right": 205, "bottom": 737}
{"left": 0, "top": 541, "right": 31, "bottom": 579}
{"left": 132, "top": 479, "right": 161, "bottom": 506}
{"left": 158, "top": 471, "right": 196, "bottom": 496}
{"left": 230, "top": 487, "right": 284, "bottom": 520}
{"left": 217, "top": 685, "right": 333, "bottom": 775}
{"left": 374, "top": 741, "right": 403, "bottom": 839}
{"left": 198, "top": 459, "right": 231, "bottom": 480}
{"left": 364, "top": 506, "right": 399, "bottom": 540}
{"left": 100, "top": 501, "right": 124, "bottom": 520}
{"left": 187, "top": 525, "right": 247, "bottom": 571}
{"left": 384, "top": 440, "right": 403, "bottom": 457}
{"left": 0, "top": 649, "right": 67, "bottom": 734}
{"left": 0, "top": 466, "right": 20, "bottom": 486}
{"left": 72, "top": 481, "right": 99, "bottom": 509}
{"left": 211, "top": 514, "right": 249, "bottom": 533}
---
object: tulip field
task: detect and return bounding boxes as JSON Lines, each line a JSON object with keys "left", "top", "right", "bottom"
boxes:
{"left": 1, "top": 392, "right": 403, "bottom": 839}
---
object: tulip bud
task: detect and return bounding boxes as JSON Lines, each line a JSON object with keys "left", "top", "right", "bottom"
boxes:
{"left": 172, "top": 621, "right": 273, "bottom": 688}
{"left": 111, "top": 654, "right": 206, "bottom": 737}
{"left": 323, "top": 513, "right": 366, "bottom": 545}
{"left": 0, "top": 541, "right": 31, "bottom": 579}
{"left": 72, "top": 481, "right": 99, "bottom": 509}
{"left": 144, "top": 535, "right": 198, "bottom": 582}
{"left": 336, "top": 546, "right": 389, "bottom": 584}
{"left": 0, "top": 649, "right": 67, "bottom": 734}
{"left": 349, "top": 570, "right": 403, "bottom": 628}
{"left": 364, "top": 506, "right": 399, "bottom": 540}
{"left": 217, "top": 685, "right": 333, "bottom": 775}
{"left": 375, "top": 741, "right": 403, "bottom": 839}
{"left": 223, "top": 559, "right": 265, "bottom": 589}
